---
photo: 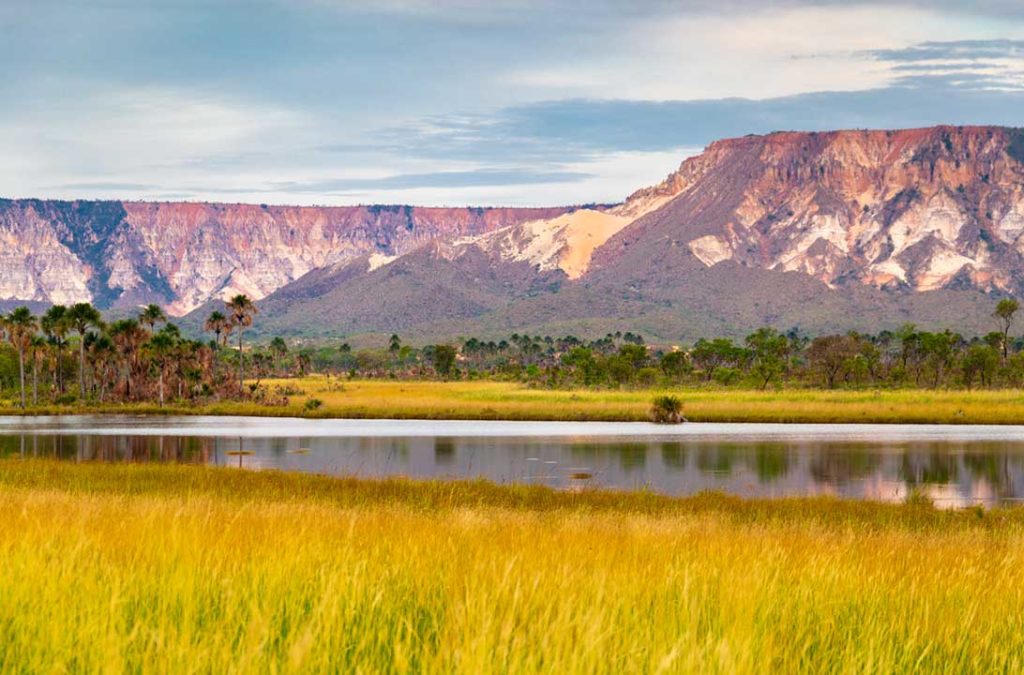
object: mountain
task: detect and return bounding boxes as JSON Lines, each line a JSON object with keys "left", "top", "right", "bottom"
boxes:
{"left": 250, "top": 125, "right": 1024, "bottom": 340}
{"left": 6, "top": 125, "right": 1024, "bottom": 341}
{"left": 0, "top": 200, "right": 569, "bottom": 315}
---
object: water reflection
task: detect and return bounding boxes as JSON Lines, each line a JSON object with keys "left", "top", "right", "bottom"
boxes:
{"left": 4, "top": 422, "right": 1024, "bottom": 507}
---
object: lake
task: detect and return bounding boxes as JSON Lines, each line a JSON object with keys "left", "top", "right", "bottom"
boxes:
{"left": 3, "top": 415, "right": 1024, "bottom": 507}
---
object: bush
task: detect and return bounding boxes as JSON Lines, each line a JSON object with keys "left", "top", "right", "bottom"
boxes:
{"left": 649, "top": 395, "right": 685, "bottom": 424}
{"left": 303, "top": 398, "right": 323, "bottom": 412}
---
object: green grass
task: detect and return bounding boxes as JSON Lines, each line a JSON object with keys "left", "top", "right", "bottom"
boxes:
{"left": 0, "top": 460, "right": 1023, "bottom": 672}
{"left": 6, "top": 377, "right": 1024, "bottom": 424}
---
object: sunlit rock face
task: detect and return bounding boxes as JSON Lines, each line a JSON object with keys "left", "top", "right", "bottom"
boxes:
{"left": 632, "top": 126, "right": 1024, "bottom": 294}
{"left": 0, "top": 200, "right": 567, "bottom": 315}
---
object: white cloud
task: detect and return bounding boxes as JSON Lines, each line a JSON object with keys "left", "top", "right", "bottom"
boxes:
{"left": 506, "top": 5, "right": 1024, "bottom": 100}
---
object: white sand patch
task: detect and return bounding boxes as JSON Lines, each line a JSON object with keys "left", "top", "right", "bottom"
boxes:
{"left": 688, "top": 235, "right": 733, "bottom": 267}
{"left": 508, "top": 210, "right": 631, "bottom": 279}
{"left": 915, "top": 249, "right": 975, "bottom": 291}
{"left": 367, "top": 252, "right": 397, "bottom": 272}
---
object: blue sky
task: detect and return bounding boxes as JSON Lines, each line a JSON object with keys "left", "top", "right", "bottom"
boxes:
{"left": 3, "top": 0, "right": 1024, "bottom": 206}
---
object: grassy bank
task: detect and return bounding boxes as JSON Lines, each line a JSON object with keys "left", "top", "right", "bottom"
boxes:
{"left": 6, "top": 377, "right": 1024, "bottom": 424}
{"left": 0, "top": 460, "right": 1022, "bottom": 672}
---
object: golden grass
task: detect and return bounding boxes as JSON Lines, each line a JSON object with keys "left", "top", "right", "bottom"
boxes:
{"left": 6, "top": 377, "right": 1024, "bottom": 424}
{"left": 0, "top": 460, "right": 1023, "bottom": 672}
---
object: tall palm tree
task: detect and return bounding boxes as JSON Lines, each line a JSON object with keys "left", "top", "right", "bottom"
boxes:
{"left": 145, "top": 328, "right": 177, "bottom": 407}
{"left": 109, "top": 319, "right": 147, "bottom": 400}
{"left": 67, "top": 303, "right": 102, "bottom": 399}
{"left": 41, "top": 305, "right": 69, "bottom": 395}
{"left": 28, "top": 336, "right": 46, "bottom": 406}
{"left": 204, "top": 310, "right": 230, "bottom": 383}
{"left": 86, "top": 333, "right": 116, "bottom": 402}
{"left": 226, "top": 295, "right": 258, "bottom": 391}
{"left": 139, "top": 304, "right": 166, "bottom": 333}
{"left": 269, "top": 336, "right": 288, "bottom": 375}
{"left": 5, "top": 307, "right": 38, "bottom": 409}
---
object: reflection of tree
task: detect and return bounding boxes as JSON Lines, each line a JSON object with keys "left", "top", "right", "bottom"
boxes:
{"left": 900, "top": 450, "right": 959, "bottom": 486}
{"left": 754, "top": 444, "right": 791, "bottom": 483}
{"left": 809, "top": 445, "right": 882, "bottom": 483}
{"left": 660, "top": 443, "right": 687, "bottom": 470}
{"left": 963, "top": 453, "right": 1010, "bottom": 493}
{"left": 615, "top": 443, "right": 647, "bottom": 470}
{"left": 434, "top": 438, "right": 456, "bottom": 465}
{"left": 696, "top": 446, "right": 734, "bottom": 475}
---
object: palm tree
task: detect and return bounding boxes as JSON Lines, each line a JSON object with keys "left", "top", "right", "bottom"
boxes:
{"left": 139, "top": 304, "right": 166, "bottom": 333}
{"left": 145, "top": 328, "right": 177, "bottom": 407}
{"left": 269, "top": 336, "right": 288, "bottom": 375}
{"left": 204, "top": 310, "right": 230, "bottom": 383}
{"left": 86, "top": 333, "right": 116, "bottom": 401}
{"left": 5, "top": 307, "right": 38, "bottom": 409}
{"left": 226, "top": 295, "right": 258, "bottom": 391}
{"left": 109, "top": 319, "right": 147, "bottom": 400}
{"left": 28, "top": 336, "right": 46, "bottom": 405}
{"left": 41, "top": 305, "right": 69, "bottom": 395}
{"left": 67, "top": 302, "right": 102, "bottom": 399}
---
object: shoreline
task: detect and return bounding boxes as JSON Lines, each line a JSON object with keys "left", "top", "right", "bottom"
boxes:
{"left": 3, "top": 378, "right": 1024, "bottom": 425}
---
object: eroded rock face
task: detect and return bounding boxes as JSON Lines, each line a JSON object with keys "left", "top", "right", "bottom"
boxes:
{"left": 0, "top": 200, "right": 567, "bottom": 315}
{"left": 640, "top": 126, "right": 1024, "bottom": 294}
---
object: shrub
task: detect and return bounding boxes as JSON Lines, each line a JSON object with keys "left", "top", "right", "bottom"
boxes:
{"left": 304, "top": 398, "right": 324, "bottom": 412}
{"left": 649, "top": 395, "right": 684, "bottom": 424}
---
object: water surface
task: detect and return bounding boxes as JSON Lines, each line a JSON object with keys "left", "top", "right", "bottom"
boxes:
{"left": 3, "top": 415, "right": 1024, "bottom": 507}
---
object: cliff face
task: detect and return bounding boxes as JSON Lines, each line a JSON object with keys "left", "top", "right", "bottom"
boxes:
{"left": 591, "top": 126, "right": 1024, "bottom": 295}
{"left": 0, "top": 200, "right": 567, "bottom": 315}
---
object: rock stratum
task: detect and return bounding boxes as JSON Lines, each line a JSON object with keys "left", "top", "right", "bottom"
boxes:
{"left": 5, "top": 125, "right": 1024, "bottom": 339}
{"left": 0, "top": 201, "right": 568, "bottom": 315}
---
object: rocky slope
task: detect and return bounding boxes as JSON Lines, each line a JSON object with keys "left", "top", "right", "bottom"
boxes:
{"left": 591, "top": 126, "right": 1024, "bottom": 294}
{"left": 253, "top": 126, "right": 1024, "bottom": 339}
{"left": 0, "top": 200, "right": 568, "bottom": 315}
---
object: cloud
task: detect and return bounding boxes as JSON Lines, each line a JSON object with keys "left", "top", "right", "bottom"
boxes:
{"left": 268, "top": 169, "right": 594, "bottom": 193}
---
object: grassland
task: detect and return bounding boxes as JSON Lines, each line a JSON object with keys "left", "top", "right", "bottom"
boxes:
{"left": 6, "top": 377, "right": 1024, "bottom": 424}
{"left": 0, "top": 460, "right": 1022, "bottom": 672}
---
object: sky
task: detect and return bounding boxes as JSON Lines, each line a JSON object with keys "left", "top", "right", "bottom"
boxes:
{"left": 3, "top": 0, "right": 1024, "bottom": 207}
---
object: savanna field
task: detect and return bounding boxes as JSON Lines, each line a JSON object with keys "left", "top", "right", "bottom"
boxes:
{"left": 1, "top": 460, "right": 1024, "bottom": 673}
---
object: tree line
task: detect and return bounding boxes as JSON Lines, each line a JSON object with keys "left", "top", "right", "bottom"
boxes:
{"left": 4, "top": 297, "right": 1024, "bottom": 405}
{"left": 0, "top": 296, "right": 257, "bottom": 409}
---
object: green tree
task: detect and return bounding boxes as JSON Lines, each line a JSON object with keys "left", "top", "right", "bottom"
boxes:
{"left": 139, "top": 304, "right": 166, "bottom": 333}
{"left": 431, "top": 344, "right": 457, "bottom": 379}
{"left": 692, "top": 338, "right": 744, "bottom": 382}
{"left": 67, "top": 302, "right": 102, "bottom": 399}
{"left": 145, "top": 328, "right": 177, "bottom": 406}
{"left": 745, "top": 328, "right": 790, "bottom": 389}
{"left": 204, "top": 310, "right": 231, "bottom": 384}
{"left": 994, "top": 298, "right": 1019, "bottom": 360}
{"left": 962, "top": 343, "right": 999, "bottom": 389}
{"left": 41, "top": 305, "right": 69, "bottom": 395}
{"left": 806, "top": 334, "right": 861, "bottom": 388}
{"left": 389, "top": 334, "right": 402, "bottom": 354}
{"left": 659, "top": 351, "right": 691, "bottom": 382}
{"left": 269, "top": 336, "right": 288, "bottom": 375}
{"left": 226, "top": 295, "right": 258, "bottom": 391}
{"left": 4, "top": 307, "right": 37, "bottom": 409}
{"left": 109, "top": 319, "right": 148, "bottom": 400}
